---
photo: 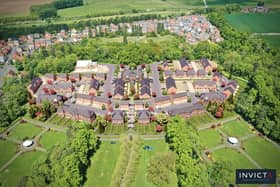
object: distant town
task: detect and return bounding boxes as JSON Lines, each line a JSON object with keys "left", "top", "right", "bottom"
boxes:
{"left": 0, "top": 15, "right": 222, "bottom": 63}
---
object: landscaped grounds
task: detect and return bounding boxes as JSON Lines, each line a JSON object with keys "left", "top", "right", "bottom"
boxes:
{"left": 199, "top": 129, "right": 222, "bottom": 149}
{"left": 84, "top": 139, "right": 169, "bottom": 187}
{"left": 220, "top": 119, "right": 252, "bottom": 138}
{"left": 0, "top": 140, "right": 18, "bottom": 167}
{"left": 8, "top": 122, "right": 43, "bottom": 141}
{"left": 39, "top": 131, "right": 67, "bottom": 150}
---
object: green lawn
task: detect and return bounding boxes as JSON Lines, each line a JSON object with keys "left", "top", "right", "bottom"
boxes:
{"left": 243, "top": 136, "right": 280, "bottom": 170}
{"left": 207, "top": 0, "right": 280, "bottom": 7}
{"left": 220, "top": 119, "right": 252, "bottom": 138}
{"left": 132, "top": 140, "right": 170, "bottom": 187}
{"left": 39, "top": 130, "right": 67, "bottom": 150}
{"left": 225, "top": 13, "right": 280, "bottom": 33}
{"left": 212, "top": 148, "right": 257, "bottom": 184}
{"left": 186, "top": 113, "right": 216, "bottom": 127}
{"left": 0, "top": 151, "right": 46, "bottom": 187}
{"left": 8, "top": 123, "right": 43, "bottom": 141}
{"left": 199, "top": 129, "right": 223, "bottom": 149}
{"left": 58, "top": 0, "right": 202, "bottom": 18}
{"left": 84, "top": 141, "right": 121, "bottom": 187}
{"left": 0, "top": 140, "right": 18, "bottom": 167}
{"left": 259, "top": 35, "right": 280, "bottom": 48}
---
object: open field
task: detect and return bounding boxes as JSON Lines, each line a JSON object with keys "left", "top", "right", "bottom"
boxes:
{"left": 199, "top": 129, "right": 223, "bottom": 149}
{"left": 225, "top": 13, "right": 280, "bottom": 33}
{"left": 207, "top": 0, "right": 280, "bottom": 7}
{"left": 186, "top": 113, "right": 216, "bottom": 127}
{"left": 220, "top": 119, "right": 252, "bottom": 138}
{"left": 58, "top": 0, "right": 202, "bottom": 18}
{"left": 0, "top": 0, "right": 53, "bottom": 16}
{"left": 259, "top": 35, "right": 280, "bottom": 47}
{"left": 8, "top": 122, "right": 43, "bottom": 141}
{"left": 0, "top": 140, "right": 18, "bottom": 167}
{"left": 132, "top": 140, "right": 170, "bottom": 187}
{"left": 39, "top": 130, "right": 67, "bottom": 150}
{"left": 243, "top": 136, "right": 280, "bottom": 170}
{"left": 84, "top": 141, "right": 121, "bottom": 187}
{"left": 0, "top": 151, "right": 46, "bottom": 187}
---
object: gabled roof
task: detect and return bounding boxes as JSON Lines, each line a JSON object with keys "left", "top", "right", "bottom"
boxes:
{"left": 90, "top": 79, "right": 100, "bottom": 90}
{"left": 140, "top": 86, "right": 151, "bottom": 96}
{"left": 114, "top": 78, "right": 125, "bottom": 88}
{"left": 36, "top": 94, "right": 63, "bottom": 104}
{"left": 30, "top": 77, "right": 42, "bottom": 93}
{"left": 223, "top": 86, "right": 235, "bottom": 94}
{"left": 173, "top": 92, "right": 188, "bottom": 99}
{"left": 56, "top": 73, "right": 67, "bottom": 79}
{"left": 186, "top": 69, "right": 195, "bottom": 75}
{"left": 175, "top": 70, "right": 185, "bottom": 76}
{"left": 112, "top": 110, "right": 124, "bottom": 120}
{"left": 197, "top": 69, "right": 206, "bottom": 75}
{"left": 94, "top": 96, "right": 109, "bottom": 103}
{"left": 137, "top": 110, "right": 150, "bottom": 120}
{"left": 168, "top": 102, "right": 204, "bottom": 116}
{"left": 154, "top": 95, "right": 170, "bottom": 103}
{"left": 200, "top": 58, "right": 211, "bottom": 68}
{"left": 141, "top": 78, "right": 150, "bottom": 87}
{"left": 76, "top": 93, "right": 93, "bottom": 100}
{"left": 180, "top": 57, "right": 188, "bottom": 68}
{"left": 114, "top": 86, "right": 124, "bottom": 96}
{"left": 122, "top": 69, "right": 142, "bottom": 80}
{"left": 193, "top": 80, "right": 216, "bottom": 87}
{"left": 69, "top": 73, "right": 80, "bottom": 79}
{"left": 164, "top": 70, "right": 173, "bottom": 77}
{"left": 166, "top": 77, "right": 176, "bottom": 89}
{"left": 200, "top": 92, "right": 225, "bottom": 102}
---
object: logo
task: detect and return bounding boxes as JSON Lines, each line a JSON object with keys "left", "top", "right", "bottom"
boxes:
{"left": 236, "top": 169, "right": 276, "bottom": 184}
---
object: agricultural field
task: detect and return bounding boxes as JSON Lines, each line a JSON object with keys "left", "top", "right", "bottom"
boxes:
{"left": 0, "top": 0, "right": 53, "bottom": 16}
{"left": 58, "top": 0, "right": 203, "bottom": 18}
{"left": 225, "top": 13, "right": 280, "bottom": 33}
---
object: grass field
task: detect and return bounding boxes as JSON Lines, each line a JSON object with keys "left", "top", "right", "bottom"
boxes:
{"left": 84, "top": 141, "right": 121, "bottom": 187}
{"left": 207, "top": 0, "right": 280, "bottom": 7}
{"left": 0, "top": 0, "right": 53, "bottom": 16}
{"left": 186, "top": 113, "right": 216, "bottom": 127}
{"left": 39, "top": 130, "right": 67, "bottom": 150}
{"left": 220, "top": 119, "right": 252, "bottom": 138}
{"left": 225, "top": 13, "right": 280, "bottom": 33}
{"left": 243, "top": 136, "right": 280, "bottom": 170}
{"left": 212, "top": 148, "right": 257, "bottom": 183}
{"left": 0, "top": 140, "right": 18, "bottom": 167}
{"left": 199, "top": 129, "right": 223, "bottom": 149}
{"left": 132, "top": 140, "right": 170, "bottom": 187}
{"left": 259, "top": 35, "right": 280, "bottom": 48}
{"left": 0, "top": 151, "right": 46, "bottom": 187}
{"left": 8, "top": 123, "right": 42, "bottom": 141}
{"left": 58, "top": 0, "right": 202, "bottom": 18}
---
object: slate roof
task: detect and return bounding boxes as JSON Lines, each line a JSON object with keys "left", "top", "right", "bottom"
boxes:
{"left": 164, "top": 70, "right": 173, "bottom": 77}
{"left": 180, "top": 57, "right": 188, "bottom": 68}
{"left": 154, "top": 95, "right": 170, "bottom": 103}
{"left": 223, "top": 86, "right": 235, "bottom": 94}
{"left": 173, "top": 92, "right": 188, "bottom": 99}
{"left": 45, "top": 73, "right": 55, "bottom": 80}
{"left": 122, "top": 69, "right": 142, "bottom": 80}
{"left": 94, "top": 96, "right": 109, "bottom": 103}
{"left": 112, "top": 110, "right": 124, "bottom": 120}
{"left": 69, "top": 73, "right": 80, "bottom": 79}
{"left": 90, "top": 79, "right": 100, "bottom": 90}
{"left": 166, "top": 77, "right": 176, "bottom": 90}
{"left": 114, "top": 86, "right": 124, "bottom": 96}
{"left": 56, "top": 73, "right": 68, "bottom": 79}
{"left": 76, "top": 93, "right": 93, "bottom": 100}
{"left": 168, "top": 102, "right": 204, "bottom": 116}
{"left": 140, "top": 86, "right": 151, "bottom": 96}
{"left": 29, "top": 77, "right": 42, "bottom": 93}
{"left": 186, "top": 69, "right": 195, "bottom": 76}
{"left": 200, "top": 92, "right": 225, "bottom": 102}
{"left": 59, "top": 103, "right": 97, "bottom": 119}
{"left": 200, "top": 58, "right": 211, "bottom": 68}
{"left": 197, "top": 69, "right": 206, "bottom": 76}
{"left": 193, "top": 80, "right": 216, "bottom": 87}
{"left": 36, "top": 94, "right": 63, "bottom": 104}
{"left": 175, "top": 70, "right": 185, "bottom": 76}
{"left": 137, "top": 110, "right": 150, "bottom": 120}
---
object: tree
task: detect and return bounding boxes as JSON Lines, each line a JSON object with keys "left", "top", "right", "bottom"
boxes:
{"left": 208, "top": 160, "right": 233, "bottom": 187}
{"left": 147, "top": 151, "right": 177, "bottom": 186}
{"left": 40, "top": 100, "right": 56, "bottom": 121}
{"left": 156, "top": 113, "right": 169, "bottom": 125}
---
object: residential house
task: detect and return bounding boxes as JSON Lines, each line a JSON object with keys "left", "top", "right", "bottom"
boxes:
{"left": 69, "top": 73, "right": 81, "bottom": 82}
{"left": 186, "top": 69, "right": 195, "bottom": 78}
{"left": 172, "top": 92, "right": 188, "bottom": 104}
{"left": 180, "top": 57, "right": 189, "bottom": 71}
{"left": 175, "top": 70, "right": 185, "bottom": 78}
{"left": 112, "top": 110, "right": 125, "bottom": 125}
{"left": 45, "top": 73, "right": 56, "bottom": 84}
{"left": 82, "top": 73, "right": 93, "bottom": 81}
{"left": 95, "top": 73, "right": 106, "bottom": 81}
{"left": 89, "top": 79, "right": 100, "bottom": 96}
{"left": 197, "top": 69, "right": 206, "bottom": 77}
{"left": 137, "top": 110, "right": 151, "bottom": 124}
{"left": 154, "top": 95, "right": 170, "bottom": 107}
{"left": 193, "top": 80, "right": 216, "bottom": 92}
{"left": 140, "top": 78, "right": 151, "bottom": 99}
{"left": 113, "top": 78, "right": 125, "bottom": 99}
{"left": 76, "top": 93, "right": 93, "bottom": 105}
{"left": 28, "top": 77, "right": 42, "bottom": 95}
{"left": 200, "top": 92, "right": 225, "bottom": 103}
{"left": 56, "top": 73, "right": 68, "bottom": 82}
{"left": 164, "top": 70, "right": 173, "bottom": 78}
{"left": 36, "top": 94, "right": 63, "bottom": 104}
{"left": 166, "top": 77, "right": 176, "bottom": 95}
{"left": 200, "top": 58, "right": 212, "bottom": 73}
{"left": 168, "top": 102, "right": 205, "bottom": 118}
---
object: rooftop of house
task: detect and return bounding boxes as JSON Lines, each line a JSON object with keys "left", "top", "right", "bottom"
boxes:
{"left": 168, "top": 102, "right": 204, "bottom": 116}
{"left": 140, "top": 86, "right": 151, "bottom": 96}
{"left": 164, "top": 70, "right": 173, "bottom": 77}
{"left": 76, "top": 93, "right": 93, "bottom": 100}
{"left": 90, "top": 79, "right": 100, "bottom": 90}
{"left": 175, "top": 70, "right": 185, "bottom": 76}
{"left": 166, "top": 77, "right": 176, "bottom": 89}
{"left": 29, "top": 77, "right": 42, "bottom": 92}
{"left": 137, "top": 110, "right": 150, "bottom": 120}
{"left": 193, "top": 80, "right": 216, "bottom": 87}
{"left": 180, "top": 57, "right": 189, "bottom": 68}
{"left": 200, "top": 58, "right": 211, "bottom": 68}
{"left": 154, "top": 95, "right": 170, "bottom": 103}
{"left": 186, "top": 69, "right": 195, "bottom": 75}
{"left": 112, "top": 110, "right": 124, "bottom": 120}
{"left": 200, "top": 92, "right": 225, "bottom": 101}
{"left": 122, "top": 69, "right": 142, "bottom": 80}
{"left": 197, "top": 69, "right": 206, "bottom": 75}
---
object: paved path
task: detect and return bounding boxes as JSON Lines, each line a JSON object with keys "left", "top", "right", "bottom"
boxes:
{"left": 0, "top": 119, "right": 22, "bottom": 138}
{"left": 198, "top": 116, "right": 238, "bottom": 131}
{"left": 202, "top": 0, "right": 208, "bottom": 9}
{"left": 150, "top": 62, "right": 162, "bottom": 96}
{"left": 240, "top": 133, "right": 256, "bottom": 141}
{"left": 0, "top": 151, "right": 23, "bottom": 172}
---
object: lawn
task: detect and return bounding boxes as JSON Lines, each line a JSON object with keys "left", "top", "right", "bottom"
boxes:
{"left": 225, "top": 13, "right": 280, "bottom": 33}
{"left": 199, "top": 129, "right": 223, "bottom": 149}
{"left": 58, "top": 0, "right": 203, "bottom": 18}
{"left": 220, "top": 119, "right": 252, "bottom": 138}
{"left": 8, "top": 123, "right": 43, "bottom": 141}
{"left": 206, "top": 0, "right": 280, "bottom": 7}
{"left": 243, "top": 136, "right": 280, "bottom": 171}
{"left": 39, "top": 130, "right": 67, "bottom": 150}
{"left": 259, "top": 35, "right": 280, "bottom": 48}
{"left": 84, "top": 141, "right": 121, "bottom": 187}
{"left": 212, "top": 148, "right": 257, "bottom": 183}
{"left": 0, "top": 140, "right": 18, "bottom": 167}
{"left": 0, "top": 151, "right": 46, "bottom": 187}
{"left": 132, "top": 140, "right": 170, "bottom": 187}
{"left": 186, "top": 113, "right": 216, "bottom": 127}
